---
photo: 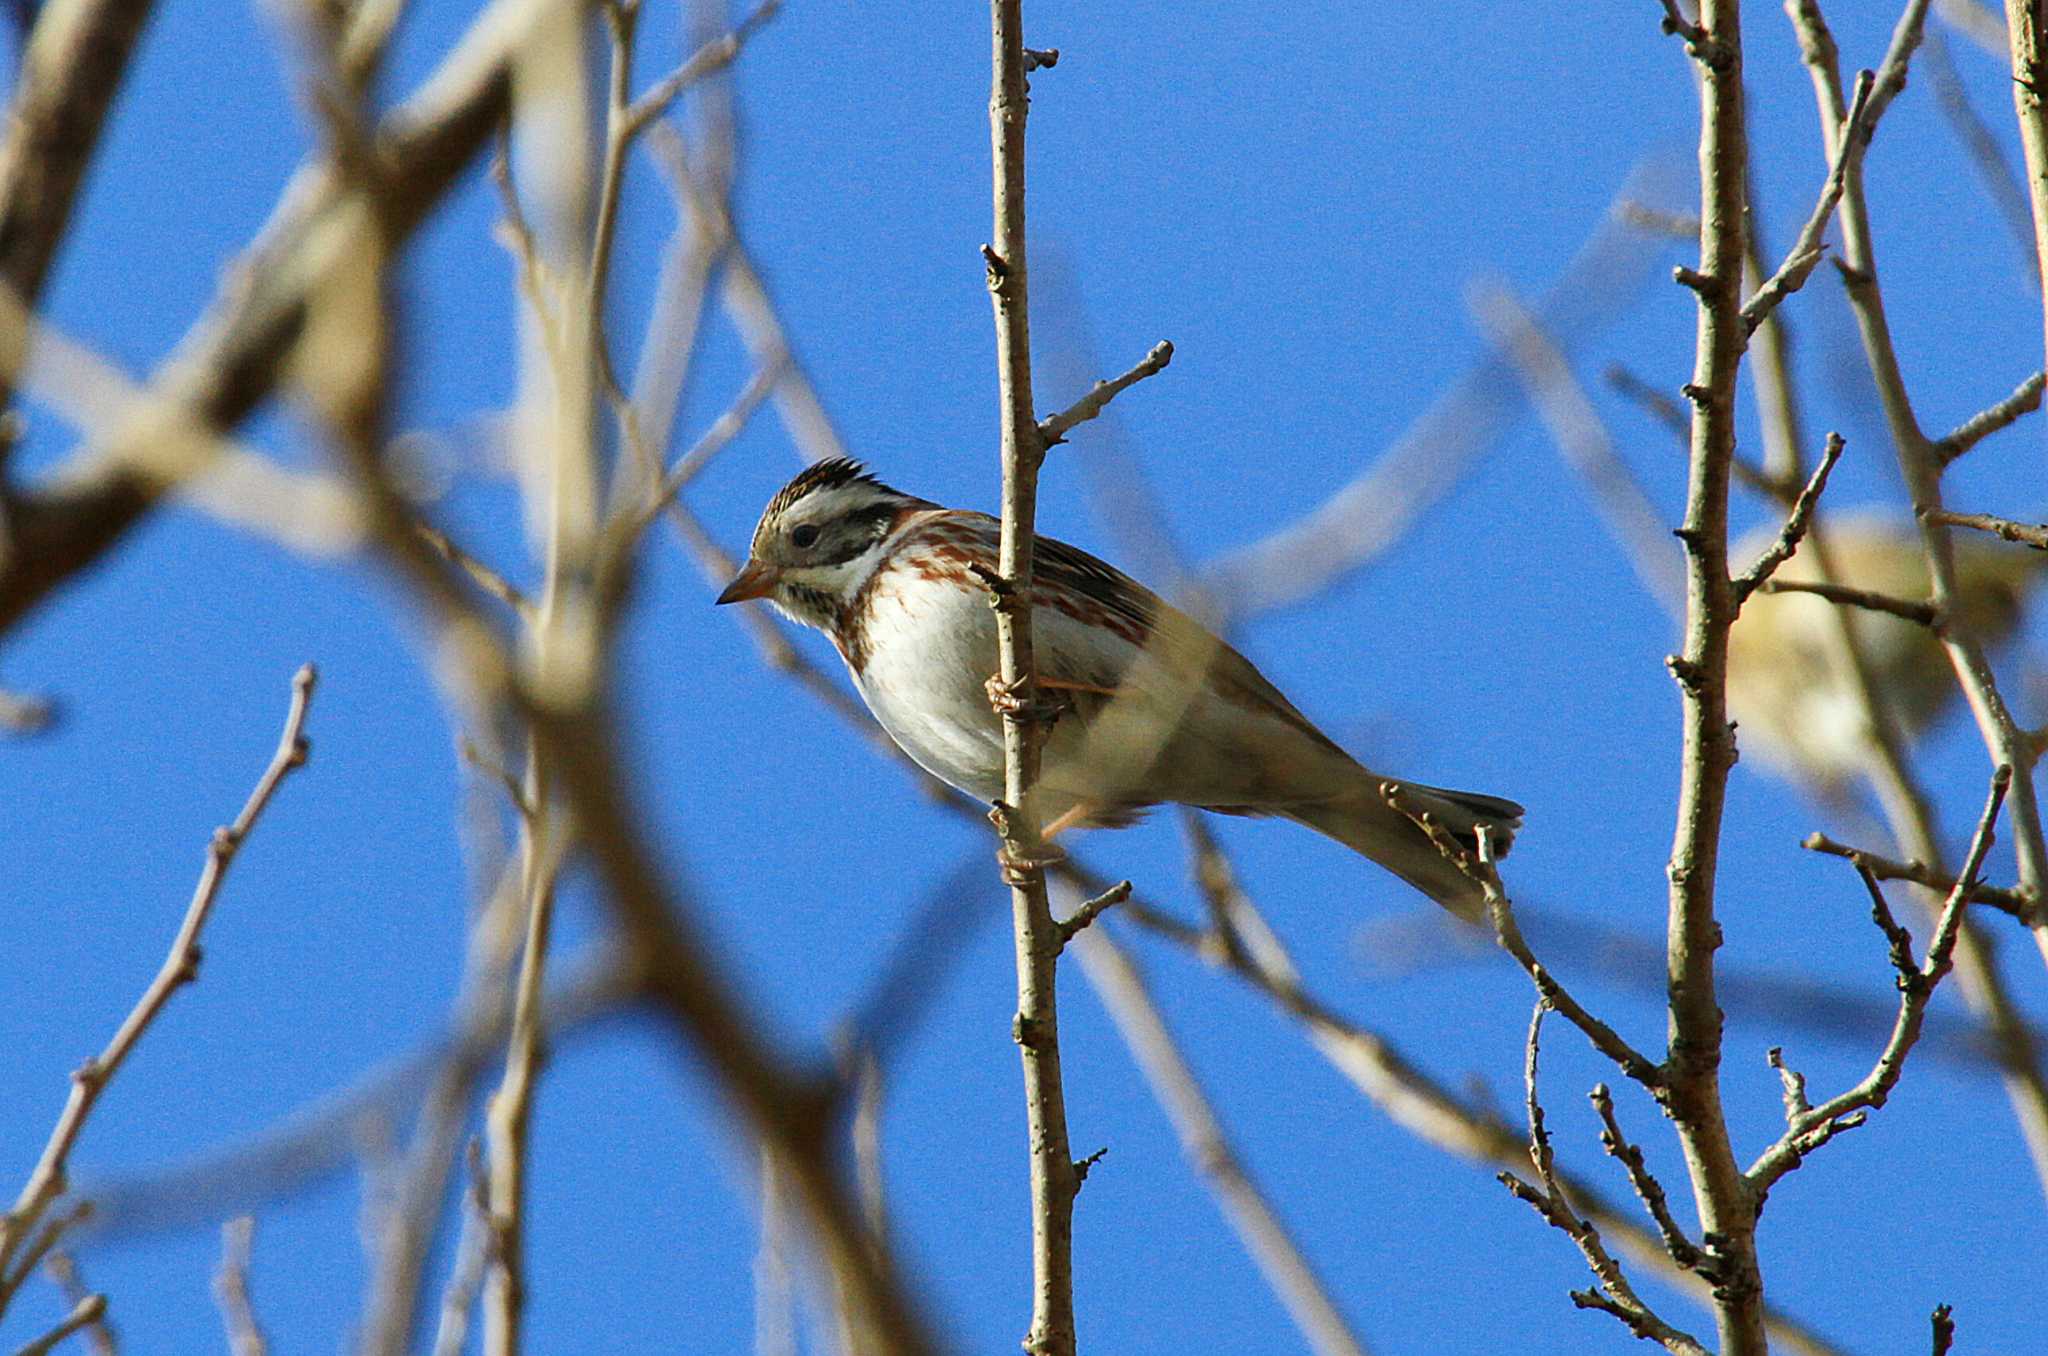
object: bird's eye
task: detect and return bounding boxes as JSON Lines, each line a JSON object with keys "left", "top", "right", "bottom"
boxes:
{"left": 791, "top": 523, "right": 820, "bottom": 549}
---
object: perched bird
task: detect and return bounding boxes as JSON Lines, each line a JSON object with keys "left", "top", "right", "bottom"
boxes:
{"left": 716, "top": 458, "right": 1523, "bottom": 917}
{"left": 1727, "top": 515, "right": 2042, "bottom": 791}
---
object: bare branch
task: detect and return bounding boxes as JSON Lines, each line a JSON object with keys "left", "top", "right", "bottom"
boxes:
{"left": 1757, "top": 577, "right": 1938, "bottom": 627}
{"left": 1035, "top": 340, "right": 1173, "bottom": 447}
{"left": 1497, "top": 1003, "right": 1707, "bottom": 1355}
{"left": 0, "top": 665, "right": 315, "bottom": 1287}
{"left": 1932, "top": 370, "right": 2046, "bottom": 463}
{"left": 1741, "top": 74, "right": 1874, "bottom": 335}
{"left": 1924, "top": 507, "right": 2048, "bottom": 549}
{"left": 1589, "top": 1084, "right": 1702, "bottom": 1270}
{"left": 12, "top": 1292, "right": 108, "bottom": 1356}
{"left": 1732, "top": 431, "right": 1845, "bottom": 604}
{"left": 214, "top": 1217, "right": 269, "bottom": 1356}
{"left": 1802, "top": 831, "right": 2034, "bottom": 922}
{"left": 1749, "top": 767, "right": 2010, "bottom": 1193}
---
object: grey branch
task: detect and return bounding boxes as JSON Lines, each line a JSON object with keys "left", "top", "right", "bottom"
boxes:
{"left": 1036, "top": 340, "right": 1174, "bottom": 447}
{"left": 1924, "top": 507, "right": 2048, "bottom": 550}
{"left": 1741, "top": 75, "right": 1874, "bottom": 336}
{"left": 1803, "top": 831, "right": 2033, "bottom": 922}
{"left": 1732, "top": 431, "right": 1845, "bottom": 605}
{"left": 1932, "top": 370, "right": 2046, "bottom": 464}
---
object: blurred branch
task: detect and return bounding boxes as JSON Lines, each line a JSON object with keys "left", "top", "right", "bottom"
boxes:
{"left": 0, "top": 0, "right": 156, "bottom": 428}
{"left": 1924, "top": 30, "right": 2040, "bottom": 292}
{"left": 1072, "top": 923, "right": 1372, "bottom": 1356}
{"left": 0, "top": 665, "right": 315, "bottom": 1311}
{"left": 0, "top": 0, "right": 549, "bottom": 638}
{"left": 213, "top": 1217, "right": 269, "bottom": 1356}
{"left": 1200, "top": 173, "right": 1673, "bottom": 619}
{"left": 1469, "top": 282, "right": 1684, "bottom": 617}
{"left": 13, "top": 1291, "right": 108, "bottom": 1356}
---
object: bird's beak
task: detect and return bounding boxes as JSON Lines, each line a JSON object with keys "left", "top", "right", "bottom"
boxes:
{"left": 715, "top": 559, "right": 780, "bottom": 605}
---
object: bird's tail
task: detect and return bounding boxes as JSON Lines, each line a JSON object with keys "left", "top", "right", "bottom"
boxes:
{"left": 1287, "top": 777, "right": 1524, "bottom": 922}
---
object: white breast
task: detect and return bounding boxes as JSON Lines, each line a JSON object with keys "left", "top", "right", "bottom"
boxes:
{"left": 851, "top": 564, "right": 1010, "bottom": 803}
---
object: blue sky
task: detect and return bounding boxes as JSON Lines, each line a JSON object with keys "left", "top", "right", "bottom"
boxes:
{"left": 1, "top": 2, "right": 2044, "bottom": 1353}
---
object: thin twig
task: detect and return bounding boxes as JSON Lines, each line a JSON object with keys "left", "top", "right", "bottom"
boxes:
{"left": 1749, "top": 767, "right": 2010, "bottom": 1193}
{"left": 1756, "top": 577, "right": 1938, "bottom": 627}
{"left": 1741, "top": 73, "right": 1874, "bottom": 335}
{"left": 1732, "top": 432, "right": 1844, "bottom": 605}
{"left": 0, "top": 666, "right": 315, "bottom": 1286}
{"left": 40, "top": 1254, "right": 112, "bottom": 1356}
{"left": 1497, "top": 1003, "right": 1707, "bottom": 1354}
{"left": 1932, "top": 370, "right": 2046, "bottom": 463}
{"left": 1803, "top": 831, "right": 2033, "bottom": 921}
{"left": 1588, "top": 1084, "right": 1702, "bottom": 1270}
{"left": 1925, "top": 507, "right": 2048, "bottom": 549}
{"left": 1055, "top": 880, "right": 1130, "bottom": 948}
{"left": 1035, "top": 340, "right": 1173, "bottom": 446}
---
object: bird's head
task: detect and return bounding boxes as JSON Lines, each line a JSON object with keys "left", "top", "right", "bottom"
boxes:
{"left": 716, "top": 458, "right": 931, "bottom": 629}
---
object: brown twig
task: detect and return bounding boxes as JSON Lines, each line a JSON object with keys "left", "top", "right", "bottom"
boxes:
{"left": 1035, "top": 340, "right": 1173, "bottom": 446}
{"left": 40, "top": 1254, "right": 113, "bottom": 1356}
{"left": 1731, "top": 430, "right": 1844, "bottom": 605}
{"left": 1925, "top": 507, "right": 2048, "bottom": 549}
{"left": 982, "top": 5, "right": 1079, "bottom": 1351}
{"left": 1748, "top": 767, "right": 2009, "bottom": 1192}
{"left": 1498, "top": 1003, "right": 1707, "bottom": 1355}
{"left": 13, "top": 1292, "right": 109, "bottom": 1356}
{"left": 1740, "top": 73, "right": 1873, "bottom": 335}
{"left": 1660, "top": 0, "right": 1768, "bottom": 1346}
{"left": 2001, "top": 0, "right": 2048, "bottom": 351}
{"left": 1803, "top": 831, "right": 2033, "bottom": 921}
{"left": 1588, "top": 1084, "right": 1702, "bottom": 1270}
{"left": 0, "top": 0, "right": 157, "bottom": 429}
{"left": 1756, "top": 577, "right": 1938, "bottom": 627}
{"left": 0, "top": 665, "right": 315, "bottom": 1292}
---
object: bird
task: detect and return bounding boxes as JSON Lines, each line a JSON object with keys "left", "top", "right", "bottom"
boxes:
{"left": 715, "top": 458, "right": 1523, "bottom": 918}
{"left": 1726, "top": 515, "right": 2043, "bottom": 792}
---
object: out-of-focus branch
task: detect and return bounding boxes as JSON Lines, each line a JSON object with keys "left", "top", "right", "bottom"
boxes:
{"left": 1925, "top": 30, "right": 2041, "bottom": 291}
{"left": 214, "top": 1217, "right": 270, "bottom": 1356}
{"left": 13, "top": 1291, "right": 109, "bottom": 1356}
{"left": 0, "top": 0, "right": 557, "bottom": 639}
{"left": 0, "top": 0, "right": 157, "bottom": 426}
{"left": 1072, "top": 924, "right": 1372, "bottom": 1356}
{"left": 1469, "top": 282, "right": 1684, "bottom": 616}
{"left": 1200, "top": 177, "right": 1672, "bottom": 619}
{"left": 0, "top": 665, "right": 314, "bottom": 1308}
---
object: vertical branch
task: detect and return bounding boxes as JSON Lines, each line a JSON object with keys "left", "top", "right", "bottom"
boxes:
{"left": 1664, "top": 4, "right": 1768, "bottom": 1352}
{"left": 2004, "top": 1, "right": 2048, "bottom": 349}
{"left": 984, "top": 5, "right": 1079, "bottom": 1354}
